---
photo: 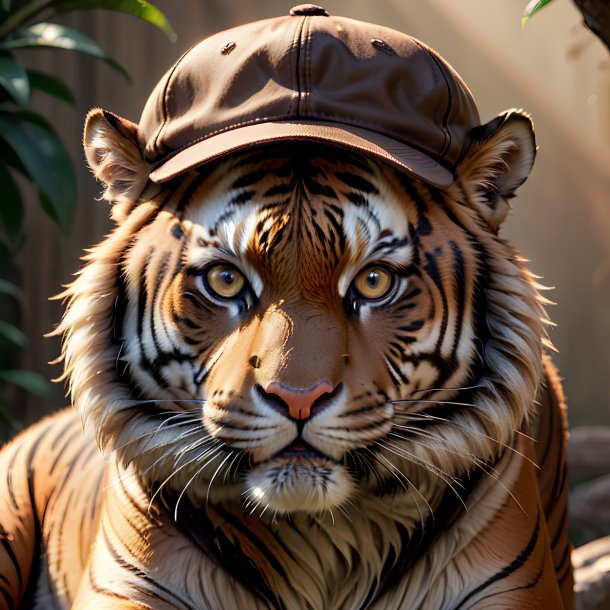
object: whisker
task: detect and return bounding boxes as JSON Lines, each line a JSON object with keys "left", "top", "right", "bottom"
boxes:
{"left": 406, "top": 384, "right": 484, "bottom": 396}
{"left": 172, "top": 448, "right": 228, "bottom": 520}
{"left": 391, "top": 399, "right": 478, "bottom": 408}
{"left": 112, "top": 417, "right": 203, "bottom": 453}
{"left": 104, "top": 431, "right": 210, "bottom": 491}
{"left": 388, "top": 429, "right": 491, "bottom": 475}
{"left": 403, "top": 434, "right": 528, "bottom": 516}
{"left": 114, "top": 399, "right": 206, "bottom": 407}
{"left": 367, "top": 445, "right": 430, "bottom": 523}
{"left": 394, "top": 411, "right": 539, "bottom": 469}
{"left": 363, "top": 451, "right": 385, "bottom": 488}
{"left": 375, "top": 439, "right": 468, "bottom": 513}
{"left": 386, "top": 431, "right": 527, "bottom": 517}
{"left": 148, "top": 441, "right": 222, "bottom": 514}
{"left": 205, "top": 450, "right": 235, "bottom": 505}
{"left": 379, "top": 438, "right": 465, "bottom": 490}
{"left": 223, "top": 450, "right": 244, "bottom": 483}
{"left": 172, "top": 460, "right": 211, "bottom": 521}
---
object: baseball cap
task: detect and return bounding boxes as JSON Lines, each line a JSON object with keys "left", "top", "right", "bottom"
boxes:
{"left": 138, "top": 4, "right": 482, "bottom": 188}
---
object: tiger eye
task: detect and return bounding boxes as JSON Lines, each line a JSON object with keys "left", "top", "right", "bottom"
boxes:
{"left": 353, "top": 266, "right": 393, "bottom": 300}
{"left": 205, "top": 264, "right": 246, "bottom": 299}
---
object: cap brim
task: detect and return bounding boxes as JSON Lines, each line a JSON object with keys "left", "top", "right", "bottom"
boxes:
{"left": 148, "top": 121, "right": 454, "bottom": 188}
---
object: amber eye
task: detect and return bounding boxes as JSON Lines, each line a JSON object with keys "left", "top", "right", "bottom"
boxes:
{"left": 352, "top": 266, "right": 394, "bottom": 300}
{"left": 205, "top": 264, "right": 246, "bottom": 299}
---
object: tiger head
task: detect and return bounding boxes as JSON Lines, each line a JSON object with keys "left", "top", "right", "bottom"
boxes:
{"left": 57, "top": 107, "right": 547, "bottom": 518}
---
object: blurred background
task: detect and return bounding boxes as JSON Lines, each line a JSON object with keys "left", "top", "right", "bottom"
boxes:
{"left": 3, "top": 1, "right": 610, "bottom": 431}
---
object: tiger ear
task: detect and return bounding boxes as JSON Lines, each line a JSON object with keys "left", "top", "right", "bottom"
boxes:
{"left": 83, "top": 108, "right": 157, "bottom": 219}
{"left": 457, "top": 110, "right": 536, "bottom": 232}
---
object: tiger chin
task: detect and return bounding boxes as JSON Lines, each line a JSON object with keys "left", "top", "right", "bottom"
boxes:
{"left": 0, "top": 106, "right": 576, "bottom": 610}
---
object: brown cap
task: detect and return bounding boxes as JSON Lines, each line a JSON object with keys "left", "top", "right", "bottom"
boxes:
{"left": 139, "top": 4, "right": 481, "bottom": 188}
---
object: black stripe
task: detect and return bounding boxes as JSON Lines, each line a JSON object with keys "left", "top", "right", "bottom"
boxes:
{"left": 136, "top": 249, "right": 169, "bottom": 389}
{"left": 88, "top": 560, "right": 153, "bottom": 607}
{"left": 0, "top": 583, "right": 13, "bottom": 610}
{"left": 385, "top": 354, "right": 409, "bottom": 385}
{"left": 454, "top": 517, "right": 541, "bottom": 609}
{"left": 397, "top": 172, "right": 428, "bottom": 216}
{"left": 229, "top": 189, "right": 256, "bottom": 206}
{"left": 6, "top": 450, "right": 19, "bottom": 511}
{"left": 49, "top": 428, "right": 81, "bottom": 476}
{"left": 0, "top": 538, "right": 20, "bottom": 592}
{"left": 450, "top": 240, "right": 466, "bottom": 359}
{"left": 231, "top": 169, "right": 268, "bottom": 190}
{"left": 336, "top": 172, "right": 379, "bottom": 194}
{"left": 17, "top": 427, "right": 47, "bottom": 608}
{"left": 555, "top": 539, "right": 572, "bottom": 576}
{"left": 101, "top": 523, "right": 198, "bottom": 609}
{"left": 423, "top": 250, "right": 450, "bottom": 361}
{"left": 345, "top": 190, "right": 368, "bottom": 208}
{"left": 175, "top": 172, "right": 209, "bottom": 214}
{"left": 160, "top": 489, "right": 285, "bottom": 609}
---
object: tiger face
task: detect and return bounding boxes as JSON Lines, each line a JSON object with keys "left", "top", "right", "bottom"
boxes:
{"left": 60, "top": 109, "right": 546, "bottom": 519}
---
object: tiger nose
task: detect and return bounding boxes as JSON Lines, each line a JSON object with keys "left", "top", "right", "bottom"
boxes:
{"left": 264, "top": 381, "right": 336, "bottom": 420}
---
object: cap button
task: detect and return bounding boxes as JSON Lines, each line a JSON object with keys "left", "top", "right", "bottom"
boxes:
{"left": 289, "top": 4, "right": 329, "bottom": 16}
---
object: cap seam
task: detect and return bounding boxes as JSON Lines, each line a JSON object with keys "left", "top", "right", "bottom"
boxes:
{"left": 151, "top": 43, "right": 200, "bottom": 156}
{"left": 423, "top": 47, "right": 454, "bottom": 159}
{"left": 303, "top": 17, "right": 312, "bottom": 116}
{"left": 411, "top": 39, "right": 451, "bottom": 159}
{"left": 287, "top": 18, "right": 302, "bottom": 114}
{"left": 293, "top": 16, "right": 307, "bottom": 117}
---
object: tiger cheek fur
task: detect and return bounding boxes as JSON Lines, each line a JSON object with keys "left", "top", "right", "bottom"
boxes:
{"left": 96, "top": 149, "right": 489, "bottom": 517}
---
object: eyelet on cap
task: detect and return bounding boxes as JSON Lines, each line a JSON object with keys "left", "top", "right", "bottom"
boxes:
{"left": 371, "top": 39, "right": 396, "bottom": 55}
{"left": 289, "top": 4, "right": 329, "bottom": 16}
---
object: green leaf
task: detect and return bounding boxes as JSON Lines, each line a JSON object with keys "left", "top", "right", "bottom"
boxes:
{"left": 0, "top": 22, "right": 131, "bottom": 82}
{"left": 0, "top": 1, "right": 51, "bottom": 40}
{"left": 0, "top": 1, "right": 10, "bottom": 12}
{"left": 0, "top": 369, "right": 53, "bottom": 396}
{"left": 0, "top": 112, "right": 76, "bottom": 235}
{"left": 38, "top": 188, "right": 60, "bottom": 225}
{"left": 0, "top": 161, "right": 23, "bottom": 240}
{"left": 0, "top": 278, "right": 22, "bottom": 300}
{"left": 0, "top": 137, "right": 26, "bottom": 174}
{"left": 0, "top": 318, "right": 26, "bottom": 346}
{"left": 0, "top": 51, "right": 29, "bottom": 106}
{"left": 522, "top": 0, "right": 556, "bottom": 27}
{"left": 52, "top": 0, "right": 176, "bottom": 42}
{"left": 28, "top": 70, "right": 75, "bottom": 105}
{"left": 0, "top": 240, "right": 10, "bottom": 265}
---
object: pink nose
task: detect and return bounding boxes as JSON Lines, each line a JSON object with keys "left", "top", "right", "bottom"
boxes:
{"left": 265, "top": 381, "right": 335, "bottom": 420}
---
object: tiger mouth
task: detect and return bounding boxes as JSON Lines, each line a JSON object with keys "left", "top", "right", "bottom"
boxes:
{"left": 275, "top": 439, "right": 332, "bottom": 461}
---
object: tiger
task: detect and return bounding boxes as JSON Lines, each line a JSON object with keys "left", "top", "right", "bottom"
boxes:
{"left": 0, "top": 99, "right": 574, "bottom": 609}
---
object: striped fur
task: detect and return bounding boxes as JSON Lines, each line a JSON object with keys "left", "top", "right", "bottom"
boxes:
{"left": 0, "top": 113, "right": 573, "bottom": 608}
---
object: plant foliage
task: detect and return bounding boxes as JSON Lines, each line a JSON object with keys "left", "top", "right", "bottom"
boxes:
{"left": 522, "top": 0, "right": 557, "bottom": 28}
{"left": 0, "top": 0, "right": 174, "bottom": 441}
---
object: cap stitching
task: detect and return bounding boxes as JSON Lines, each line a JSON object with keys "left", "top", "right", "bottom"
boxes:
{"left": 152, "top": 134, "right": 451, "bottom": 188}
{"left": 151, "top": 113, "right": 453, "bottom": 172}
